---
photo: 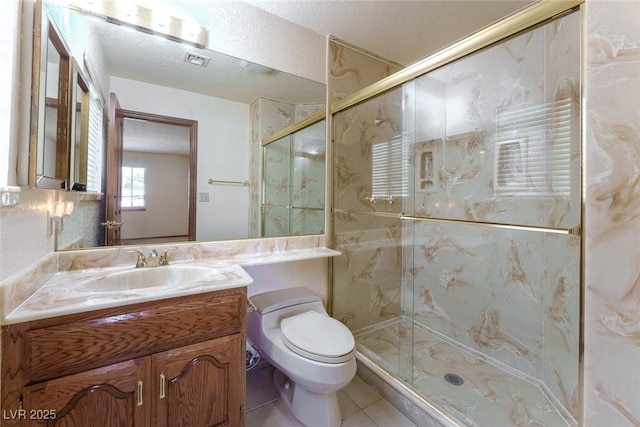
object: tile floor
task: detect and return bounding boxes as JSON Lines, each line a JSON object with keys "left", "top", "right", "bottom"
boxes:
{"left": 245, "top": 364, "right": 417, "bottom": 427}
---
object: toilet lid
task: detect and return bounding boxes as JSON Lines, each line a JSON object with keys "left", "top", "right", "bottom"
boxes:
{"left": 280, "top": 311, "right": 355, "bottom": 364}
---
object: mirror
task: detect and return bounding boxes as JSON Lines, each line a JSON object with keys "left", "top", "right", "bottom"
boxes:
{"left": 262, "top": 117, "right": 326, "bottom": 237}
{"left": 40, "top": 1, "right": 326, "bottom": 249}
{"left": 30, "top": 1, "right": 74, "bottom": 190}
{"left": 71, "top": 61, "right": 91, "bottom": 191}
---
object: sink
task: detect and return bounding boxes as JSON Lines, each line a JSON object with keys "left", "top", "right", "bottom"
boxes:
{"left": 75, "top": 264, "right": 219, "bottom": 293}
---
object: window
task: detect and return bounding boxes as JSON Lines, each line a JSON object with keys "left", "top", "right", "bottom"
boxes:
{"left": 121, "top": 166, "right": 146, "bottom": 209}
{"left": 495, "top": 98, "right": 573, "bottom": 196}
{"left": 372, "top": 134, "right": 409, "bottom": 199}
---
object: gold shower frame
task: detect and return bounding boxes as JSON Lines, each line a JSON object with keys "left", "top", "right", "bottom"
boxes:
{"left": 327, "top": 0, "right": 586, "bottom": 425}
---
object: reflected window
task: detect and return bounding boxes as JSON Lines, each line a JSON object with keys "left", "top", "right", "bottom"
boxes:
{"left": 87, "top": 95, "right": 104, "bottom": 192}
{"left": 121, "top": 166, "right": 146, "bottom": 209}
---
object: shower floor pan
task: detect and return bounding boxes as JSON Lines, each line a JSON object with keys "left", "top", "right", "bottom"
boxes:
{"left": 354, "top": 317, "right": 574, "bottom": 427}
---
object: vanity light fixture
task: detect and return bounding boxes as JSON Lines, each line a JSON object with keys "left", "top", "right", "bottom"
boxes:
{"left": 184, "top": 52, "right": 210, "bottom": 67}
{"left": 67, "top": 0, "right": 208, "bottom": 49}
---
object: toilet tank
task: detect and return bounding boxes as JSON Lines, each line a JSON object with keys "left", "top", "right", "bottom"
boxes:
{"left": 250, "top": 287, "right": 324, "bottom": 314}
{"left": 247, "top": 287, "right": 328, "bottom": 347}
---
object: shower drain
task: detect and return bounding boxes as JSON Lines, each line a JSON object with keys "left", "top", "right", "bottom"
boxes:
{"left": 444, "top": 373, "right": 464, "bottom": 386}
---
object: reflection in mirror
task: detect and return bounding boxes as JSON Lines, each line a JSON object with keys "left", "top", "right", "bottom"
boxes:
{"left": 44, "top": 2, "right": 326, "bottom": 250}
{"left": 33, "top": 6, "right": 73, "bottom": 190}
{"left": 119, "top": 114, "right": 196, "bottom": 245}
{"left": 71, "top": 62, "right": 90, "bottom": 191}
{"left": 40, "top": 38, "right": 59, "bottom": 181}
{"left": 262, "top": 117, "right": 326, "bottom": 237}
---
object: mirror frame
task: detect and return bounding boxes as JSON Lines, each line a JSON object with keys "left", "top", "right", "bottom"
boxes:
{"left": 29, "top": 0, "right": 73, "bottom": 189}
{"left": 71, "top": 60, "right": 91, "bottom": 190}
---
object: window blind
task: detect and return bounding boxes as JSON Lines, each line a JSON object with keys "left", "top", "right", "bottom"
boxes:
{"left": 87, "top": 94, "right": 104, "bottom": 193}
{"left": 372, "top": 134, "right": 409, "bottom": 198}
{"left": 495, "top": 98, "right": 572, "bottom": 196}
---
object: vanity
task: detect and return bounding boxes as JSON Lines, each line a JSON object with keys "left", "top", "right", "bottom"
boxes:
{"left": 1, "top": 261, "right": 253, "bottom": 427}
{"left": 0, "top": 238, "right": 339, "bottom": 426}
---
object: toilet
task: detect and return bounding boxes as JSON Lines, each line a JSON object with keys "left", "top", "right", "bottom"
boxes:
{"left": 247, "top": 287, "right": 356, "bottom": 427}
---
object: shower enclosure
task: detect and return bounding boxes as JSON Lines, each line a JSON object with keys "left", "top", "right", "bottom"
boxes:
{"left": 262, "top": 117, "right": 326, "bottom": 237}
{"left": 331, "top": 4, "right": 581, "bottom": 427}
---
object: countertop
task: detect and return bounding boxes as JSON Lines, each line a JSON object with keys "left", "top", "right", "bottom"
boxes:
{"left": 3, "top": 262, "right": 253, "bottom": 324}
{"left": 1, "top": 236, "right": 340, "bottom": 325}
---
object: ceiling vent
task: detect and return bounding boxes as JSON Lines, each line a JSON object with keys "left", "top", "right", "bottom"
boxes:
{"left": 184, "top": 52, "right": 210, "bottom": 67}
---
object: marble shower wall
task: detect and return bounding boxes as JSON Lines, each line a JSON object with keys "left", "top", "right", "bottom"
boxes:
{"left": 328, "top": 37, "right": 403, "bottom": 104}
{"left": 403, "top": 11, "right": 581, "bottom": 419}
{"left": 405, "top": 12, "right": 581, "bottom": 229}
{"left": 332, "top": 211, "right": 403, "bottom": 332}
{"left": 332, "top": 10, "right": 582, "bottom": 423}
{"left": 407, "top": 221, "right": 580, "bottom": 415}
{"left": 330, "top": 37, "right": 404, "bottom": 331}
{"left": 584, "top": 1, "right": 640, "bottom": 426}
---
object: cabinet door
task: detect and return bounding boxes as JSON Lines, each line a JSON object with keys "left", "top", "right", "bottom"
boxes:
{"left": 153, "top": 334, "right": 244, "bottom": 427}
{"left": 23, "top": 357, "right": 150, "bottom": 426}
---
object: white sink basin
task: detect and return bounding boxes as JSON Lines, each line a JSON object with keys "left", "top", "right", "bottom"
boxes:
{"left": 76, "top": 264, "right": 219, "bottom": 293}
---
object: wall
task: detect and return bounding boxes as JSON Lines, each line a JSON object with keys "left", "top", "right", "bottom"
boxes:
{"left": 121, "top": 151, "right": 189, "bottom": 240}
{"left": 109, "top": 77, "right": 250, "bottom": 242}
{"left": 584, "top": 1, "right": 640, "bottom": 426}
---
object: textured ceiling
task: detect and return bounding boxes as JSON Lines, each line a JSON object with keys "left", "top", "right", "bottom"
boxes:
{"left": 243, "top": 0, "right": 536, "bottom": 66}
{"left": 77, "top": 1, "right": 536, "bottom": 108}
{"left": 90, "top": 17, "right": 326, "bottom": 106}
{"left": 83, "top": 0, "right": 537, "bottom": 154}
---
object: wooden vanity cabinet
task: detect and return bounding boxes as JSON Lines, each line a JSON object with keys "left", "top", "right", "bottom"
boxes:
{"left": 1, "top": 287, "right": 246, "bottom": 427}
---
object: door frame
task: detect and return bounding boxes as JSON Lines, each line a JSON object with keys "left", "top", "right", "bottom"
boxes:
{"left": 113, "top": 109, "right": 198, "bottom": 242}
{"left": 106, "top": 93, "right": 123, "bottom": 246}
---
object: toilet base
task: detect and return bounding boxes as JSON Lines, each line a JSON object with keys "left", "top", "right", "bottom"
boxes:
{"left": 273, "top": 370, "right": 341, "bottom": 427}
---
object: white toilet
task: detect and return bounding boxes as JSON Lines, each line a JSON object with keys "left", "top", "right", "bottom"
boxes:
{"left": 247, "top": 287, "right": 356, "bottom": 427}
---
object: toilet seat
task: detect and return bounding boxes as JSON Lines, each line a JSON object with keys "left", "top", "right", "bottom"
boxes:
{"left": 280, "top": 311, "right": 355, "bottom": 364}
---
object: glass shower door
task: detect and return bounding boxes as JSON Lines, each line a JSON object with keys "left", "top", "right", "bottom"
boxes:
{"left": 263, "top": 135, "right": 291, "bottom": 237}
{"left": 332, "top": 86, "right": 414, "bottom": 382}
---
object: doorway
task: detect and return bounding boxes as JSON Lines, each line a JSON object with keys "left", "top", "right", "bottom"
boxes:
{"left": 117, "top": 110, "right": 197, "bottom": 245}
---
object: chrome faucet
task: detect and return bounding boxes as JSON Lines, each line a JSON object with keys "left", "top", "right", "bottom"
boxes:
{"left": 125, "top": 247, "right": 178, "bottom": 268}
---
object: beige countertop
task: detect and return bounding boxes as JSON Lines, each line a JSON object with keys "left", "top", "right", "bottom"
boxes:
{"left": 3, "top": 262, "right": 253, "bottom": 324}
{"left": 1, "top": 236, "right": 340, "bottom": 325}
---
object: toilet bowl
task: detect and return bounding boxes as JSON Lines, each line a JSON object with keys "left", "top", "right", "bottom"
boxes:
{"left": 247, "top": 287, "right": 356, "bottom": 427}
